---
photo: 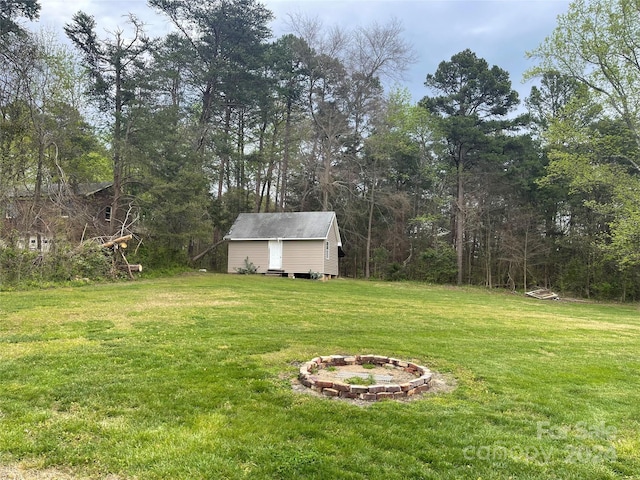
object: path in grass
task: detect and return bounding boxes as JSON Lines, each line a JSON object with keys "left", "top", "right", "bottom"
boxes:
{"left": 0, "top": 464, "right": 125, "bottom": 479}
{"left": 1, "top": 274, "right": 639, "bottom": 479}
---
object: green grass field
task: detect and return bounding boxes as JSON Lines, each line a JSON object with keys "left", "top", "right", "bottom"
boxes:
{"left": 1, "top": 274, "right": 639, "bottom": 479}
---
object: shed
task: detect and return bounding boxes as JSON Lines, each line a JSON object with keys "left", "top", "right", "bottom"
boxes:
{"left": 224, "top": 211, "right": 343, "bottom": 278}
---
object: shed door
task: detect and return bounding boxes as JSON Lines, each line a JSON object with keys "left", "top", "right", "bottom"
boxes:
{"left": 268, "top": 240, "right": 283, "bottom": 269}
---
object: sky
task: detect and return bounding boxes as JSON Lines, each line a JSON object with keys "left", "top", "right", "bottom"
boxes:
{"left": 34, "top": 0, "right": 572, "bottom": 104}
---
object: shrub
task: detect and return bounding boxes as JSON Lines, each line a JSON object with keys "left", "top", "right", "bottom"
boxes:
{"left": 0, "top": 247, "right": 40, "bottom": 285}
{"left": 0, "top": 241, "right": 112, "bottom": 289}
{"left": 419, "top": 246, "right": 457, "bottom": 283}
{"left": 236, "top": 257, "right": 258, "bottom": 274}
{"left": 69, "top": 242, "right": 112, "bottom": 280}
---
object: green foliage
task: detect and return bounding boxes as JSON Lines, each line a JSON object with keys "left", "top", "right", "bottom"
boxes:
{"left": 424, "top": 49, "right": 519, "bottom": 118}
{"left": 377, "top": 244, "right": 457, "bottom": 284}
{"left": 5, "top": 1, "right": 640, "bottom": 302}
{"left": 0, "top": 246, "right": 40, "bottom": 285}
{"left": 419, "top": 246, "right": 458, "bottom": 284}
{"left": 538, "top": 87, "right": 640, "bottom": 281}
{"left": 0, "top": 241, "right": 111, "bottom": 289}
{"left": 421, "top": 49, "right": 524, "bottom": 286}
{"left": 528, "top": 0, "right": 640, "bottom": 153}
{"left": 58, "top": 242, "right": 112, "bottom": 280}
{"left": 131, "top": 243, "right": 195, "bottom": 276}
{"left": 235, "top": 257, "right": 258, "bottom": 274}
{"left": 526, "top": 7, "right": 640, "bottom": 293}
{"left": 606, "top": 178, "right": 640, "bottom": 270}
{"left": 308, "top": 270, "right": 322, "bottom": 280}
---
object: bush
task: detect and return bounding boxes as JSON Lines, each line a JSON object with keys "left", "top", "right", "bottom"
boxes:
{"left": 419, "top": 246, "right": 457, "bottom": 284}
{"left": 236, "top": 257, "right": 258, "bottom": 274}
{"left": 0, "top": 241, "right": 112, "bottom": 289}
{"left": 69, "top": 242, "right": 112, "bottom": 280}
{"left": 308, "top": 270, "right": 322, "bottom": 280}
{"left": 0, "top": 247, "right": 40, "bottom": 285}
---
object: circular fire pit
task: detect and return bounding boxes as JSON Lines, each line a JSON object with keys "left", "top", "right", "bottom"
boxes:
{"left": 298, "top": 354, "right": 432, "bottom": 401}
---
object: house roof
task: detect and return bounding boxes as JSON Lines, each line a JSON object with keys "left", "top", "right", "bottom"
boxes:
{"left": 10, "top": 182, "right": 113, "bottom": 198}
{"left": 225, "top": 212, "right": 339, "bottom": 241}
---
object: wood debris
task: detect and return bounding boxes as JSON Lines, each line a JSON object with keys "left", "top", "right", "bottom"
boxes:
{"left": 100, "top": 234, "right": 141, "bottom": 279}
{"left": 525, "top": 288, "right": 560, "bottom": 300}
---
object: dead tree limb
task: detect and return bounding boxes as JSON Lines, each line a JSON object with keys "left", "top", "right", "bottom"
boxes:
{"left": 191, "top": 239, "right": 226, "bottom": 263}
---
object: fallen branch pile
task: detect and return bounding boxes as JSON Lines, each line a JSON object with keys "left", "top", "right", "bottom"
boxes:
{"left": 100, "top": 234, "right": 142, "bottom": 279}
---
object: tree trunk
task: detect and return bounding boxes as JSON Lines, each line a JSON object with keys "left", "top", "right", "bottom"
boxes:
{"left": 218, "top": 104, "right": 232, "bottom": 200}
{"left": 112, "top": 56, "right": 123, "bottom": 235}
{"left": 322, "top": 143, "right": 331, "bottom": 211}
{"left": 365, "top": 165, "right": 376, "bottom": 279}
{"left": 254, "top": 116, "right": 268, "bottom": 212}
{"left": 456, "top": 162, "right": 464, "bottom": 286}
{"left": 278, "top": 99, "right": 292, "bottom": 211}
{"left": 34, "top": 138, "right": 44, "bottom": 251}
{"left": 485, "top": 216, "right": 492, "bottom": 288}
{"left": 523, "top": 228, "right": 528, "bottom": 292}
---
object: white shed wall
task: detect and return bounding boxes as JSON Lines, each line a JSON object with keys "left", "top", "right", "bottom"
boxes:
{"left": 281, "top": 240, "right": 325, "bottom": 274}
{"left": 228, "top": 239, "right": 339, "bottom": 276}
{"left": 322, "top": 220, "right": 340, "bottom": 276}
{"left": 227, "top": 241, "right": 269, "bottom": 273}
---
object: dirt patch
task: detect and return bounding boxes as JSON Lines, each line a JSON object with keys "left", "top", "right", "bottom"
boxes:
{"left": 0, "top": 465, "right": 126, "bottom": 480}
{"left": 314, "top": 363, "right": 417, "bottom": 384}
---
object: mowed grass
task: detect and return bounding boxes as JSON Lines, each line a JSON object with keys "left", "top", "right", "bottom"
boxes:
{"left": 0, "top": 274, "right": 639, "bottom": 479}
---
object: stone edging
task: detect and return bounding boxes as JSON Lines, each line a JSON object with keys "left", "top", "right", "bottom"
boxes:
{"left": 298, "top": 354, "right": 432, "bottom": 401}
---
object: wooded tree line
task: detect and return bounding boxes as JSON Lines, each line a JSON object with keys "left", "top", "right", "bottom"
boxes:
{"left": 2, "top": 0, "right": 640, "bottom": 300}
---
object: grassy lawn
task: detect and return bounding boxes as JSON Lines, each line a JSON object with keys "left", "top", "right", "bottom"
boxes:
{"left": 1, "top": 274, "right": 639, "bottom": 479}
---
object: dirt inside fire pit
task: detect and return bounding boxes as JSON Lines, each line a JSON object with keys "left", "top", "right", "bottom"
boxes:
{"left": 315, "top": 363, "right": 417, "bottom": 384}
{"left": 294, "top": 354, "right": 456, "bottom": 404}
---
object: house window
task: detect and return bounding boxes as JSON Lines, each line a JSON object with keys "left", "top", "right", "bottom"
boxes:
{"left": 105, "top": 206, "right": 112, "bottom": 222}
{"left": 325, "top": 241, "right": 330, "bottom": 260}
{"left": 5, "top": 202, "right": 17, "bottom": 219}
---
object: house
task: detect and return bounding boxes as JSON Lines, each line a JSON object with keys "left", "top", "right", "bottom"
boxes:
{"left": 2, "top": 182, "right": 114, "bottom": 250}
{"left": 225, "top": 211, "right": 344, "bottom": 278}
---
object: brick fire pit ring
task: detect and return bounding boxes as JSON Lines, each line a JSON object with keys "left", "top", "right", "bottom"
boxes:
{"left": 298, "top": 354, "right": 432, "bottom": 401}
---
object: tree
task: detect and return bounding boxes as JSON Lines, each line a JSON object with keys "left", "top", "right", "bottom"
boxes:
{"left": 0, "top": 1, "right": 39, "bottom": 211}
{"left": 125, "top": 33, "right": 214, "bottom": 265}
{"left": 65, "top": 11, "right": 151, "bottom": 234}
{"left": 149, "top": 0, "right": 276, "bottom": 263}
{"left": 358, "top": 89, "right": 435, "bottom": 278}
{"left": 539, "top": 88, "right": 640, "bottom": 297}
{"left": 529, "top": 0, "right": 640, "bottom": 298}
{"left": 0, "top": 37, "right": 34, "bottom": 205}
{"left": 132, "top": 105, "right": 212, "bottom": 265}
{"left": 286, "top": 15, "right": 415, "bottom": 214}
{"left": 420, "top": 49, "right": 520, "bottom": 285}
{"left": 527, "top": 0, "right": 640, "bottom": 172}
{"left": 266, "top": 34, "right": 311, "bottom": 211}
{"left": 0, "top": 0, "right": 40, "bottom": 37}
{"left": 150, "top": 0, "right": 273, "bottom": 194}
{"left": 526, "top": 71, "right": 581, "bottom": 135}
{"left": 0, "top": 26, "right": 108, "bottom": 246}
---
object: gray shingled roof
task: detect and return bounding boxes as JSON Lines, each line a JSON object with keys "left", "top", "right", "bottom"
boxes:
{"left": 225, "top": 212, "right": 337, "bottom": 240}
{"left": 10, "top": 182, "right": 113, "bottom": 198}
